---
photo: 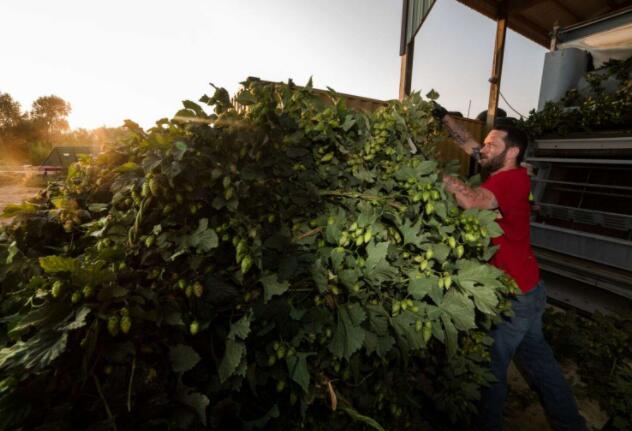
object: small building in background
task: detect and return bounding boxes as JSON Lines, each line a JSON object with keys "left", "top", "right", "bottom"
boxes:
{"left": 39, "top": 146, "right": 97, "bottom": 174}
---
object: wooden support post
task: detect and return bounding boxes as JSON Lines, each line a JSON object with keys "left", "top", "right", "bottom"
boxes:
{"left": 399, "top": 39, "right": 415, "bottom": 100}
{"left": 486, "top": 2, "right": 508, "bottom": 131}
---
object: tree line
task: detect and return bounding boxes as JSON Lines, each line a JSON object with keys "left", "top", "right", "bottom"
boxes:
{"left": 0, "top": 92, "right": 125, "bottom": 165}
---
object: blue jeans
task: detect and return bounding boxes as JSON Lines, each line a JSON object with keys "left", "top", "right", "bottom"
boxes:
{"left": 477, "top": 281, "right": 587, "bottom": 431}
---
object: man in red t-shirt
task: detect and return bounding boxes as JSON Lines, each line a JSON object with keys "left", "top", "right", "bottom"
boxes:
{"left": 433, "top": 104, "right": 586, "bottom": 431}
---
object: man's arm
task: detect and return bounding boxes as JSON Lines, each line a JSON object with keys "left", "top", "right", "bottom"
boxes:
{"left": 431, "top": 102, "right": 481, "bottom": 159}
{"left": 442, "top": 115, "right": 481, "bottom": 159}
{"left": 442, "top": 174, "right": 498, "bottom": 210}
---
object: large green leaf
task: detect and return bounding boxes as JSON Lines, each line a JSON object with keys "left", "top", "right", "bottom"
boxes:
{"left": 398, "top": 218, "right": 428, "bottom": 247}
{"left": 218, "top": 339, "right": 245, "bottom": 383}
{"left": 408, "top": 272, "right": 436, "bottom": 300}
{"left": 0, "top": 331, "right": 68, "bottom": 371}
{"left": 169, "top": 344, "right": 201, "bottom": 373}
{"left": 440, "top": 313, "right": 458, "bottom": 358}
{"left": 188, "top": 218, "right": 219, "bottom": 253}
{"left": 176, "top": 381, "right": 210, "bottom": 427}
{"left": 439, "top": 289, "right": 476, "bottom": 331}
{"left": 286, "top": 353, "right": 311, "bottom": 393}
{"left": 328, "top": 303, "right": 366, "bottom": 360}
{"left": 365, "top": 241, "right": 388, "bottom": 270}
{"left": 228, "top": 311, "right": 252, "bottom": 340}
{"left": 260, "top": 274, "right": 289, "bottom": 303}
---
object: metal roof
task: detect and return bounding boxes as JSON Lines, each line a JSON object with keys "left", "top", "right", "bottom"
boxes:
{"left": 456, "top": 0, "right": 632, "bottom": 47}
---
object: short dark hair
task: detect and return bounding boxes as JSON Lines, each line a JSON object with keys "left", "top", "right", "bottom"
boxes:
{"left": 493, "top": 125, "right": 528, "bottom": 165}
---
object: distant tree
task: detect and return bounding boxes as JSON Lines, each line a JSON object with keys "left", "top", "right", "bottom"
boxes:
{"left": 0, "top": 93, "right": 23, "bottom": 129}
{"left": 0, "top": 93, "right": 28, "bottom": 162}
{"left": 30, "top": 95, "right": 71, "bottom": 144}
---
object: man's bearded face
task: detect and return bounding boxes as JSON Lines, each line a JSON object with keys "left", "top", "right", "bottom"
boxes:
{"left": 480, "top": 130, "right": 509, "bottom": 179}
{"left": 480, "top": 147, "right": 508, "bottom": 179}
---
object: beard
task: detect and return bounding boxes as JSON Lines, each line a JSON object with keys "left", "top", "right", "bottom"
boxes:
{"left": 480, "top": 149, "right": 508, "bottom": 180}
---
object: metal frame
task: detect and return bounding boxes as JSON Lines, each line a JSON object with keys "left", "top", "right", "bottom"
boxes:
{"left": 535, "top": 136, "right": 632, "bottom": 150}
{"left": 531, "top": 222, "right": 632, "bottom": 271}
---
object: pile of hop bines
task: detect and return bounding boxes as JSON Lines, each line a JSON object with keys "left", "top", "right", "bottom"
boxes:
{"left": 0, "top": 78, "right": 518, "bottom": 431}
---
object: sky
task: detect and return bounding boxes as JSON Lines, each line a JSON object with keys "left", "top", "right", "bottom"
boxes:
{"left": 0, "top": 0, "right": 546, "bottom": 130}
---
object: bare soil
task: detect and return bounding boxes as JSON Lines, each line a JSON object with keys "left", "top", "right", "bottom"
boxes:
{"left": 0, "top": 184, "right": 43, "bottom": 225}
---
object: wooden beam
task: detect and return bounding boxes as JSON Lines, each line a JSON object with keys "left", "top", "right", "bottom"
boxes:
{"left": 508, "top": 0, "right": 547, "bottom": 12}
{"left": 486, "top": 2, "right": 508, "bottom": 131}
{"left": 507, "top": 13, "right": 550, "bottom": 48}
{"left": 399, "top": 40, "right": 415, "bottom": 100}
{"left": 551, "top": 0, "right": 582, "bottom": 21}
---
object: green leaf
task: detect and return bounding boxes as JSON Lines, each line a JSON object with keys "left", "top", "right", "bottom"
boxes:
{"left": 470, "top": 287, "right": 499, "bottom": 315}
{"left": 433, "top": 202, "right": 447, "bottom": 219}
{"left": 398, "top": 219, "right": 428, "bottom": 247}
{"left": 455, "top": 262, "right": 501, "bottom": 314}
{"left": 365, "top": 304, "right": 394, "bottom": 357}
{"left": 176, "top": 381, "right": 210, "bottom": 427}
{"left": 38, "top": 256, "right": 79, "bottom": 273}
{"left": 363, "top": 331, "right": 395, "bottom": 358}
{"left": 58, "top": 306, "right": 91, "bottom": 331}
{"left": 169, "top": 344, "right": 201, "bottom": 373}
{"left": 481, "top": 245, "right": 500, "bottom": 261}
{"left": 260, "top": 273, "right": 289, "bottom": 303}
{"left": 408, "top": 272, "right": 437, "bottom": 300}
{"left": 440, "top": 290, "right": 476, "bottom": 331}
{"left": 365, "top": 241, "right": 389, "bottom": 270}
{"left": 228, "top": 311, "right": 252, "bottom": 340}
{"left": 455, "top": 261, "right": 503, "bottom": 291}
{"left": 218, "top": 339, "right": 245, "bottom": 383}
{"left": 485, "top": 221, "right": 504, "bottom": 238}
{"left": 342, "top": 115, "right": 356, "bottom": 132}
{"left": 181, "top": 391, "right": 210, "bottom": 426}
{"left": 0, "top": 331, "right": 68, "bottom": 371}
{"left": 311, "top": 258, "right": 328, "bottom": 294}
{"left": 430, "top": 243, "right": 450, "bottom": 263}
{"left": 286, "top": 353, "right": 311, "bottom": 393}
{"left": 338, "top": 268, "right": 359, "bottom": 290}
{"left": 426, "top": 89, "right": 440, "bottom": 100}
{"left": 329, "top": 303, "right": 366, "bottom": 360}
{"left": 189, "top": 218, "right": 219, "bottom": 253}
{"left": 392, "top": 311, "right": 424, "bottom": 351}
{"left": 352, "top": 166, "right": 375, "bottom": 183}
{"left": 440, "top": 313, "right": 458, "bottom": 358}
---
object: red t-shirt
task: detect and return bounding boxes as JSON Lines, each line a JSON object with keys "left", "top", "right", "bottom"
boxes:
{"left": 481, "top": 167, "right": 540, "bottom": 293}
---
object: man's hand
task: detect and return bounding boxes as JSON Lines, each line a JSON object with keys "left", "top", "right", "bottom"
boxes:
{"left": 431, "top": 101, "right": 448, "bottom": 121}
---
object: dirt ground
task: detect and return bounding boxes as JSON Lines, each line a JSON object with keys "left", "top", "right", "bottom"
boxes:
{"left": 0, "top": 184, "right": 43, "bottom": 225}
{"left": 504, "top": 361, "right": 609, "bottom": 431}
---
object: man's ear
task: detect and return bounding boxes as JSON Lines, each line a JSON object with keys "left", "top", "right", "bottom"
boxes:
{"left": 506, "top": 146, "right": 519, "bottom": 164}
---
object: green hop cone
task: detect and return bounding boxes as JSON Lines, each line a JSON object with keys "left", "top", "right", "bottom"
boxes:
{"left": 240, "top": 255, "right": 253, "bottom": 274}
{"left": 423, "top": 321, "right": 432, "bottom": 343}
{"left": 71, "top": 291, "right": 82, "bottom": 304}
{"left": 51, "top": 281, "right": 62, "bottom": 298}
{"left": 107, "top": 316, "right": 120, "bottom": 336}
{"left": 189, "top": 320, "right": 200, "bottom": 335}
{"left": 192, "top": 281, "right": 204, "bottom": 298}
{"left": 120, "top": 316, "right": 132, "bottom": 334}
